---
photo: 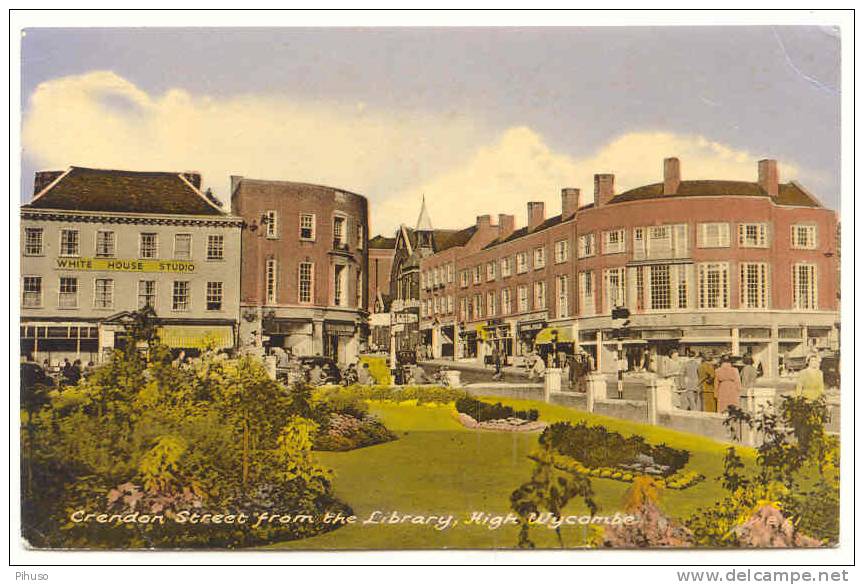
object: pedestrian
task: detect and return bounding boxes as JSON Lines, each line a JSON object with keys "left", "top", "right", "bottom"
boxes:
{"left": 714, "top": 356, "right": 742, "bottom": 414}
{"left": 740, "top": 355, "right": 759, "bottom": 392}
{"left": 566, "top": 354, "right": 577, "bottom": 389}
{"left": 357, "top": 362, "right": 376, "bottom": 385}
{"left": 529, "top": 351, "right": 545, "bottom": 381}
{"left": 666, "top": 349, "right": 684, "bottom": 407}
{"left": 61, "top": 358, "right": 73, "bottom": 385}
{"left": 681, "top": 353, "right": 701, "bottom": 411}
{"left": 492, "top": 346, "right": 502, "bottom": 378}
{"left": 699, "top": 355, "right": 717, "bottom": 412}
{"left": 795, "top": 354, "right": 825, "bottom": 400}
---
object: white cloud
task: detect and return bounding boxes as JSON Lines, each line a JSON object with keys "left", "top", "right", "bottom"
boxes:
{"left": 23, "top": 71, "right": 801, "bottom": 235}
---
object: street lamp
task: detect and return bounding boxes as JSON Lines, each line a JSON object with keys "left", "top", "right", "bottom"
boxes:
{"left": 550, "top": 328, "right": 559, "bottom": 368}
{"left": 611, "top": 306, "right": 631, "bottom": 399}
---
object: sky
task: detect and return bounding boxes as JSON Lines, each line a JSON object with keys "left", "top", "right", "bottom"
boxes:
{"left": 20, "top": 26, "right": 841, "bottom": 235}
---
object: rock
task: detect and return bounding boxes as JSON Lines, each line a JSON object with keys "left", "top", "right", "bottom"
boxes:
{"left": 732, "top": 505, "right": 822, "bottom": 548}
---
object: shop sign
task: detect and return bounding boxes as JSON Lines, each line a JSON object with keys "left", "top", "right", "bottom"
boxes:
{"left": 55, "top": 257, "right": 196, "bottom": 274}
{"left": 324, "top": 322, "right": 356, "bottom": 336}
{"left": 392, "top": 312, "right": 419, "bottom": 325}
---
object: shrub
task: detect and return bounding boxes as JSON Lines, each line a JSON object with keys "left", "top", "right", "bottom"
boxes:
{"left": 454, "top": 396, "right": 540, "bottom": 422}
{"left": 314, "top": 413, "right": 397, "bottom": 452}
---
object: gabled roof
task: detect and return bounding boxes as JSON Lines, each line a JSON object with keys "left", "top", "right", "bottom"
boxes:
{"left": 399, "top": 225, "right": 478, "bottom": 254}
{"left": 23, "top": 167, "right": 226, "bottom": 216}
{"left": 608, "top": 180, "right": 822, "bottom": 208}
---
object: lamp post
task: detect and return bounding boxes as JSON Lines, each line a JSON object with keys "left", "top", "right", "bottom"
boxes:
{"left": 611, "top": 306, "right": 631, "bottom": 400}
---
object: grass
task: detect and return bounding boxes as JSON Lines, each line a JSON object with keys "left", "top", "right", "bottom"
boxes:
{"left": 269, "top": 397, "right": 753, "bottom": 550}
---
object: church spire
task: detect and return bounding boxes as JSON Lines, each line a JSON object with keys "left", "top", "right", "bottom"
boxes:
{"left": 415, "top": 194, "right": 433, "bottom": 232}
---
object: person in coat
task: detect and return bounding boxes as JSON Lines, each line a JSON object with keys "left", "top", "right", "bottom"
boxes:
{"left": 795, "top": 354, "right": 825, "bottom": 400}
{"left": 681, "top": 353, "right": 701, "bottom": 411}
{"left": 698, "top": 355, "right": 717, "bottom": 412}
{"left": 714, "top": 356, "right": 742, "bottom": 414}
{"left": 740, "top": 355, "right": 759, "bottom": 392}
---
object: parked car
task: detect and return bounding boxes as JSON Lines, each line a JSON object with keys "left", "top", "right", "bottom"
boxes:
{"left": 820, "top": 355, "right": 840, "bottom": 389}
{"left": 393, "top": 350, "right": 417, "bottom": 385}
{"left": 298, "top": 356, "right": 342, "bottom": 385}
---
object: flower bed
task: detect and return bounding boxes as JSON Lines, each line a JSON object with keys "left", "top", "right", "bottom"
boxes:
{"left": 454, "top": 396, "right": 539, "bottom": 423}
{"left": 552, "top": 453, "right": 705, "bottom": 489}
{"left": 456, "top": 412, "right": 547, "bottom": 433}
{"left": 314, "top": 413, "right": 397, "bottom": 451}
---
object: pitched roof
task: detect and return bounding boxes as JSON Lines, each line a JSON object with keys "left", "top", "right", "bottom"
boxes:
{"left": 23, "top": 167, "right": 226, "bottom": 216}
{"left": 608, "top": 180, "right": 821, "bottom": 207}
{"left": 415, "top": 194, "right": 434, "bottom": 231}
{"left": 399, "top": 225, "right": 478, "bottom": 253}
{"left": 369, "top": 235, "right": 397, "bottom": 249}
{"left": 483, "top": 214, "right": 566, "bottom": 249}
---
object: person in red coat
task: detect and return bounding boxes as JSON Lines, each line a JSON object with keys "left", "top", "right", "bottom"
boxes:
{"left": 714, "top": 355, "right": 742, "bottom": 414}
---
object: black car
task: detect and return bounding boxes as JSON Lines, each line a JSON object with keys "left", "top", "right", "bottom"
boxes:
{"left": 298, "top": 356, "right": 342, "bottom": 385}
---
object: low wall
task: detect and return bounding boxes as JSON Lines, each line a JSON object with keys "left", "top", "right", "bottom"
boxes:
{"left": 464, "top": 383, "right": 544, "bottom": 401}
{"left": 657, "top": 410, "right": 732, "bottom": 443}
{"left": 593, "top": 398, "right": 649, "bottom": 424}
{"left": 549, "top": 392, "right": 587, "bottom": 411}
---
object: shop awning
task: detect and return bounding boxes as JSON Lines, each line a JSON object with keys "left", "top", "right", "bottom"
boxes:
{"left": 157, "top": 325, "right": 234, "bottom": 349}
{"left": 535, "top": 326, "right": 576, "bottom": 345}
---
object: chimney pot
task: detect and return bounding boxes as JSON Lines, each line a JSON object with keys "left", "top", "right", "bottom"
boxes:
{"left": 561, "top": 188, "right": 580, "bottom": 219}
{"left": 476, "top": 214, "right": 492, "bottom": 230}
{"left": 663, "top": 157, "right": 681, "bottom": 195}
{"left": 594, "top": 174, "right": 616, "bottom": 207}
{"left": 498, "top": 214, "right": 516, "bottom": 239}
{"left": 527, "top": 202, "right": 545, "bottom": 232}
{"left": 758, "top": 159, "right": 779, "bottom": 198}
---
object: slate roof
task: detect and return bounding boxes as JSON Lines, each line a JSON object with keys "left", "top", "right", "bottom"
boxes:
{"left": 369, "top": 235, "right": 397, "bottom": 249}
{"left": 483, "top": 214, "right": 566, "bottom": 250}
{"left": 23, "top": 167, "right": 226, "bottom": 216}
{"left": 401, "top": 225, "right": 478, "bottom": 253}
{"left": 609, "top": 180, "right": 821, "bottom": 207}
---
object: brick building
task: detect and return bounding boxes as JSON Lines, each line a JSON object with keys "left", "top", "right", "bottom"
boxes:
{"left": 20, "top": 167, "right": 242, "bottom": 364}
{"left": 418, "top": 158, "right": 839, "bottom": 379}
{"left": 420, "top": 190, "right": 580, "bottom": 364}
{"left": 231, "top": 178, "right": 369, "bottom": 364}
{"left": 368, "top": 234, "right": 396, "bottom": 350}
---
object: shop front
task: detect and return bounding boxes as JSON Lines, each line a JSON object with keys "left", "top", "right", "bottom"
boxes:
{"left": 20, "top": 322, "right": 100, "bottom": 365}
{"left": 324, "top": 320, "right": 358, "bottom": 363}
{"left": 516, "top": 318, "right": 546, "bottom": 356}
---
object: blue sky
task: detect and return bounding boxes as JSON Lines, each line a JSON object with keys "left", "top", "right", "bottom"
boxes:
{"left": 20, "top": 26, "right": 841, "bottom": 233}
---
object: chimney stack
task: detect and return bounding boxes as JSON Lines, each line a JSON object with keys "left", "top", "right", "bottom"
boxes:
{"left": 561, "top": 187, "right": 580, "bottom": 219}
{"left": 594, "top": 174, "right": 615, "bottom": 207}
{"left": 181, "top": 171, "right": 202, "bottom": 189}
{"left": 498, "top": 214, "right": 516, "bottom": 239}
{"left": 663, "top": 157, "right": 681, "bottom": 195}
{"left": 527, "top": 202, "right": 545, "bottom": 232}
{"left": 33, "top": 170, "right": 63, "bottom": 195}
{"left": 758, "top": 159, "right": 779, "bottom": 198}
{"left": 476, "top": 214, "right": 492, "bottom": 231}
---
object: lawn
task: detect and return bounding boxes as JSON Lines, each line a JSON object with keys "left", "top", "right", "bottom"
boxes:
{"left": 269, "top": 397, "right": 753, "bottom": 550}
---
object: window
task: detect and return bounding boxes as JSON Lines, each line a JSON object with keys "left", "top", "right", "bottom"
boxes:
{"left": 516, "top": 252, "right": 529, "bottom": 274}
{"left": 604, "top": 268, "right": 626, "bottom": 313}
{"left": 174, "top": 234, "right": 192, "bottom": 259}
{"left": 22, "top": 276, "right": 42, "bottom": 308}
{"left": 459, "top": 297, "right": 468, "bottom": 320}
{"left": 698, "top": 263, "right": 730, "bottom": 309}
{"left": 300, "top": 213, "right": 316, "bottom": 241}
{"left": 333, "top": 216, "right": 346, "bottom": 248}
{"left": 517, "top": 285, "right": 529, "bottom": 312}
{"left": 738, "top": 223, "right": 769, "bottom": 248}
{"left": 24, "top": 228, "right": 44, "bottom": 256}
{"left": 472, "top": 294, "right": 483, "bottom": 319}
{"left": 140, "top": 233, "right": 158, "bottom": 259}
{"left": 58, "top": 277, "right": 78, "bottom": 308}
{"left": 534, "top": 247, "right": 546, "bottom": 269}
{"left": 635, "top": 224, "right": 689, "bottom": 259}
{"left": 92, "top": 231, "right": 114, "bottom": 257}
{"left": 486, "top": 261, "right": 496, "bottom": 281}
{"left": 697, "top": 223, "right": 731, "bottom": 248}
{"left": 677, "top": 264, "right": 690, "bottom": 310}
{"left": 357, "top": 224, "right": 364, "bottom": 249}
{"left": 501, "top": 256, "right": 513, "bottom": 278}
{"left": 207, "top": 281, "right": 223, "bottom": 311}
{"left": 334, "top": 265, "right": 347, "bottom": 306}
{"left": 603, "top": 229, "right": 626, "bottom": 254}
{"left": 138, "top": 280, "right": 156, "bottom": 309}
{"left": 460, "top": 270, "right": 470, "bottom": 288}
{"left": 578, "top": 233, "right": 596, "bottom": 258}
{"left": 93, "top": 278, "right": 114, "bottom": 309}
{"left": 172, "top": 281, "right": 190, "bottom": 311}
{"left": 356, "top": 270, "right": 363, "bottom": 308}
{"left": 206, "top": 234, "right": 224, "bottom": 260}
{"left": 265, "top": 210, "right": 279, "bottom": 239}
{"left": 486, "top": 291, "right": 497, "bottom": 316}
{"left": 649, "top": 265, "right": 671, "bottom": 310}
{"left": 792, "top": 263, "right": 818, "bottom": 310}
{"left": 635, "top": 266, "right": 645, "bottom": 311}
{"left": 60, "top": 229, "right": 80, "bottom": 257}
{"left": 501, "top": 288, "right": 512, "bottom": 315}
{"left": 266, "top": 259, "right": 278, "bottom": 304}
{"left": 554, "top": 240, "right": 569, "bottom": 264}
{"left": 556, "top": 275, "right": 569, "bottom": 318}
{"left": 740, "top": 263, "right": 770, "bottom": 309}
{"left": 447, "top": 263, "right": 454, "bottom": 283}
{"left": 791, "top": 224, "right": 817, "bottom": 249}
{"left": 447, "top": 295, "right": 454, "bottom": 314}
{"left": 579, "top": 271, "right": 594, "bottom": 315}
{"left": 472, "top": 265, "right": 482, "bottom": 285}
{"left": 534, "top": 281, "right": 547, "bottom": 310}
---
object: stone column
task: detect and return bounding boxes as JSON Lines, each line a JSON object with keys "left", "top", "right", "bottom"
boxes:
{"left": 595, "top": 330, "right": 603, "bottom": 372}
{"left": 647, "top": 377, "right": 675, "bottom": 425}
{"left": 765, "top": 323, "right": 780, "bottom": 379}
{"left": 544, "top": 368, "right": 562, "bottom": 402}
{"left": 585, "top": 373, "right": 605, "bottom": 413}
{"left": 731, "top": 327, "right": 740, "bottom": 356}
{"left": 312, "top": 318, "right": 325, "bottom": 356}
